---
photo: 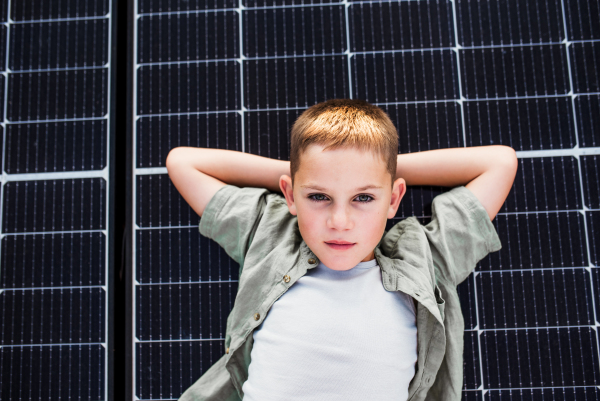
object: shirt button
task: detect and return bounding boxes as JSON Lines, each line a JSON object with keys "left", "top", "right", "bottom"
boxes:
{"left": 308, "top": 258, "right": 317, "bottom": 264}
{"left": 225, "top": 347, "right": 229, "bottom": 354}
{"left": 254, "top": 313, "right": 260, "bottom": 321}
{"left": 283, "top": 275, "right": 291, "bottom": 283}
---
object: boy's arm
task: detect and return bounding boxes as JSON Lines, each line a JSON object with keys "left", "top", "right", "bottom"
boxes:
{"left": 165, "top": 147, "right": 290, "bottom": 217}
{"left": 166, "top": 145, "right": 517, "bottom": 220}
{"left": 395, "top": 145, "right": 518, "bottom": 221}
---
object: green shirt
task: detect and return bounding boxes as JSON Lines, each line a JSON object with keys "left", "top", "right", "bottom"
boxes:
{"left": 179, "top": 184, "right": 502, "bottom": 401}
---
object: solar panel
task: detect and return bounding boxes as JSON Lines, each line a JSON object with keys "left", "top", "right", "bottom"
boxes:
{"left": 130, "top": 0, "right": 600, "bottom": 399}
{"left": 0, "top": 0, "right": 116, "bottom": 399}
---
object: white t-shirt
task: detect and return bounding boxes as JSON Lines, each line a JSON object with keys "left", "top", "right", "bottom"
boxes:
{"left": 241, "top": 258, "right": 418, "bottom": 400}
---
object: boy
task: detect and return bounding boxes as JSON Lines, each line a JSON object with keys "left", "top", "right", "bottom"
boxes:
{"left": 166, "top": 99, "right": 518, "bottom": 400}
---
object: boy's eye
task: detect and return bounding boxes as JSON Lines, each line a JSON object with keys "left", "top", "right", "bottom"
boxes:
{"left": 308, "top": 194, "right": 328, "bottom": 202}
{"left": 307, "top": 194, "right": 374, "bottom": 203}
{"left": 356, "top": 194, "right": 373, "bottom": 203}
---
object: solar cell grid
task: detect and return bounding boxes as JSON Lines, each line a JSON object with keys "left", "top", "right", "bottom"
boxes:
{"left": 463, "top": 98, "right": 576, "bottom": 151}
{"left": 456, "top": 0, "right": 565, "bottom": 46}
{"left": 348, "top": 0, "right": 455, "bottom": 51}
{"left": 575, "top": 95, "right": 600, "bottom": 147}
{"left": 5, "top": 121, "right": 108, "bottom": 173}
{"left": 136, "top": 113, "right": 242, "bottom": 168}
{"left": 480, "top": 212, "right": 589, "bottom": 271}
{"left": 9, "top": 19, "right": 109, "bottom": 69}
{"left": 0, "top": 0, "right": 115, "bottom": 399}
{"left": 383, "top": 102, "right": 464, "bottom": 153}
{"left": 244, "top": 6, "right": 347, "bottom": 57}
{"left": 130, "top": 0, "right": 600, "bottom": 399}
{"left": 137, "top": 11, "right": 239, "bottom": 63}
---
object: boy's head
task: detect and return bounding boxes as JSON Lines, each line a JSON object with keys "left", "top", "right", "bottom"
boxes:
{"left": 279, "top": 99, "right": 406, "bottom": 271}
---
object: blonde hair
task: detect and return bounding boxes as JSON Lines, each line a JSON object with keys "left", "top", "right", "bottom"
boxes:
{"left": 290, "top": 99, "right": 398, "bottom": 187}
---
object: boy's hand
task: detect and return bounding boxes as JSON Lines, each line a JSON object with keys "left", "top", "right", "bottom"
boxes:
{"left": 396, "top": 145, "right": 518, "bottom": 221}
{"left": 165, "top": 147, "right": 290, "bottom": 217}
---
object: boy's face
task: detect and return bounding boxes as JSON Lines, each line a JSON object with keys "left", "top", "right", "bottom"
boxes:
{"left": 280, "top": 144, "right": 406, "bottom": 271}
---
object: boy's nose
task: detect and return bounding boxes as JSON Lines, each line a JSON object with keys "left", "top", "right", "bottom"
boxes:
{"left": 327, "top": 206, "right": 353, "bottom": 229}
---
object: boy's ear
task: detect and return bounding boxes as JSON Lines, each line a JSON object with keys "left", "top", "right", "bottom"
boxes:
{"left": 279, "top": 174, "right": 297, "bottom": 216}
{"left": 388, "top": 177, "right": 406, "bottom": 219}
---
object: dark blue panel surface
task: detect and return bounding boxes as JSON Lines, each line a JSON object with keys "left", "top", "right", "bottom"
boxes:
{"left": 464, "top": 97, "right": 576, "bottom": 150}
{"left": 0, "top": 345, "right": 105, "bottom": 400}
{"left": 2, "top": 178, "right": 107, "bottom": 233}
{"left": 1, "top": 232, "right": 106, "bottom": 288}
{"left": 136, "top": 283, "right": 237, "bottom": 340}
{"left": 139, "top": 0, "right": 237, "bottom": 13}
{"left": 10, "top": 20, "right": 109, "bottom": 70}
{"left": 5, "top": 121, "right": 108, "bottom": 173}
{"left": 588, "top": 212, "right": 600, "bottom": 267}
{"left": 460, "top": 45, "right": 570, "bottom": 99}
{"left": 569, "top": 42, "right": 600, "bottom": 94}
{"left": 479, "top": 212, "right": 588, "bottom": 271}
{"left": 581, "top": 155, "right": 600, "bottom": 209}
{"left": 564, "top": 0, "right": 600, "bottom": 40}
{"left": 8, "top": 69, "right": 108, "bottom": 121}
{"left": 477, "top": 269, "right": 594, "bottom": 328}
{"left": 244, "top": 109, "right": 302, "bottom": 157}
{"left": 457, "top": 276, "right": 478, "bottom": 329}
{"left": 136, "top": 174, "right": 201, "bottom": 228}
{"left": 462, "top": 331, "right": 481, "bottom": 389}
{"left": 575, "top": 95, "right": 600, "bottom": 148}
{"left": 480, "top": 328, "right": 599, "bottom": 388}
{"left": 136, "top": 340, "right": 225, "bottom": 400}
{"left": 456, "top": 0, "right": 564, "bottom": 46}
{"left": 11, "top": 0, "right": 109, "bottom": 21}
{"left": 244, "top": 6, "right": 346, "bottom": 57}
{"left": 500, "top": 157, "right": 581, "bottom": 213}
{"left": 138, "top": 11, "right": 239, "bottom": 63}
{"left": 0, "top": 288, "right": 106, "bottom": 344}
{"left": 353, "top": 50, "right": 460, "bottom": 102}
{"left": 349, "top": 0, "right": 454, "bottom": 51}
{"left": 137, "top": 61, "right": 240, "bottom": 114}
{"left": 136, "top": 113, "right": 242, "bottom": 168}
{"left": 244, "top": 55, "right": 349, "bottom": 109}
{"left": 136, "top": 228, "right": 239, "bottom": 284}
{"left": 382, "top": 102, "right": 464, "bottom": 153}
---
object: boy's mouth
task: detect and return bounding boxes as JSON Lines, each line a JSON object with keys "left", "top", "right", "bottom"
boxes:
{"left": 325, "top": 240, "right": 355, "bottom": 250}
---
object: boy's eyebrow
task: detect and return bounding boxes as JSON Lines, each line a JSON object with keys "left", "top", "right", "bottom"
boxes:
{"left": 301, "top": 184, "right": 384, "bottom": 191}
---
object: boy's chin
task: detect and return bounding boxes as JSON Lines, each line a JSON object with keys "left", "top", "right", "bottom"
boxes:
{"left": 317, "top": 254, "right": 363, "bottom": 271}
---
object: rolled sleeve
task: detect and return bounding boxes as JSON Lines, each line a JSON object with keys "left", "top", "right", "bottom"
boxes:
{"left": 422, "top": 186, "right": 502, "bottom": 286}
{"left": 199, "top": 184, "right": 271, "bottom": 267}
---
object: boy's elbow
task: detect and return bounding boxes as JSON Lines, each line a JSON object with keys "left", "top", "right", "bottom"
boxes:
{"left": 166, "top": 147, "right": 187, "bottom": 169}
{"left": 165, "top": 147, "right": 177, "bottom": 168}
{"left": 495, "top": 145, "right": 518, "bottom": 172}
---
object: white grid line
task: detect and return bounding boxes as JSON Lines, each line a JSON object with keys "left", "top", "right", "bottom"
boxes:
{"left": 343, "top": 0, "right": 353, "bottom": 98}
{"left": 6, "top": 64, "right": 110, "bottom": 73}
{"left": 1, "top": 342, "right": 107, "bottom": 348}
{"left": 134, "top": 39, "right": 600, "bottom": 67}
{"left": 237, "top": 0, "right": 246, "bottom": 153}
{"left": 7, "top": 15, "right": 109, "bottom": 24}
{"left": 131, "top": 92, "right": 600, "bottom": 117}
{"left": 1, "top": 285, "right": 107, "bottom": 291}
